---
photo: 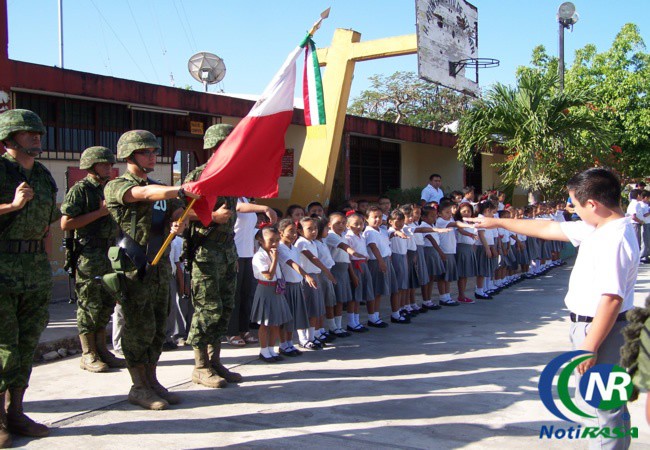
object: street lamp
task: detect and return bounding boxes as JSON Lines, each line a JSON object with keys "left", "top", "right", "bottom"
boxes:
{"left": 557, "top": 2, "right": 579, "bottom": 92}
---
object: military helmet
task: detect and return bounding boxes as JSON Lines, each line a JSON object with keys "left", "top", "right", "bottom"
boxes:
{"left": 203, "top": 124, "right": 234, "bottom": 150}
{"left": 0, "top": 109, "right": 46, "bottom": 141}
{"left": 116, "top": 130, "right": 160, "bottom": 159}
{"left": 79, "top": 146, "right": 116, "bottom": 170}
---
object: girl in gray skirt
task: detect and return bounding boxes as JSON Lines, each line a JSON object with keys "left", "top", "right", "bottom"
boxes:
{"left": 417, "top": 206, "right": 453, "bottom": 309}
{"left": 454, "top": 202, "right": 478, "bottom": 303}
{"left": 251, "top": 226, "right": 293, "bottom": 363}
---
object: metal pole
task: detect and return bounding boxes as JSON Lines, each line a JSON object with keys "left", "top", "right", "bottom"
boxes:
{"left": 558, "top": 21, "right": 565, "bottom": 92}
{"left": 58, "top": 0, "right": 63, "bottom": 68}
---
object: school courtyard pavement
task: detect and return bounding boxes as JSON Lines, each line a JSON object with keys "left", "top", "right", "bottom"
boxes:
{"left": 16, "top": 260, "right": 650, "bottom": 449}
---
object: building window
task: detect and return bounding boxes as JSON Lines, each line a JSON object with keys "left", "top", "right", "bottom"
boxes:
{"left": 349, "top": 135, "right": 400, "bottom": 197}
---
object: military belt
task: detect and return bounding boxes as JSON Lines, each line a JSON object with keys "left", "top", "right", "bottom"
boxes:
{"left": 81, "top": 238, "right": 114, "bottom": 249}
{"left": 0, "top": 240, "right": 45, "bottom": 254}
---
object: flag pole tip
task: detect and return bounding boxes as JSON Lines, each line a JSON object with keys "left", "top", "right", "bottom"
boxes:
{"left": 321, "top": 7, "right": 331, "bottom": 19}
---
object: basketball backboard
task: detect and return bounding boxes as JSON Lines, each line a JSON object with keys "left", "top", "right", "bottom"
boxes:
{"left": 416, "top": 0, "right": 480, "bottom": 95}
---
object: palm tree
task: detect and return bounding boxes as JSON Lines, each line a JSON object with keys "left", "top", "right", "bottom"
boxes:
{"left": 456, "top": 70, "right": 613, "bottom": 198}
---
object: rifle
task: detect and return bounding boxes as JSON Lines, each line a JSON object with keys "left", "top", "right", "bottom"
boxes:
{"left": 62, "top": 170, "right": 77, "bottom": 304}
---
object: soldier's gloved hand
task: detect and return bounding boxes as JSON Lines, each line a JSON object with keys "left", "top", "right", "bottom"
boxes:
{"left": 211, "top": 204, "right": 233, "bottom": 224}
{"left": 12, "top": 181, "right": 34, "bottom": 209}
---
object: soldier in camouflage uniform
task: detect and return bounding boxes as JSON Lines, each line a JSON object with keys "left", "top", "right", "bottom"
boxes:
{"left": 60, "top": 146, "right": 126, "bottom": 373}
{"left": 0, "top": 109, "right": 61, "bottom": 446}
{"left": 104, "top": 130, "right": 194, "bottom": 411}
{"left": 185, "top": 124, "right": 243, "bottom": 389}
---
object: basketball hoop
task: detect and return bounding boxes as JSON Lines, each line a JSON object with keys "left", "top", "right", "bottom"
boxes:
{"left": 449, "top": 58, "right": 499, "bottom": 77}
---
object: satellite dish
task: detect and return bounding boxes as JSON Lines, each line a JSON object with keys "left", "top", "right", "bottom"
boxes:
{"left": 188, "top": 52, "right": 226, "bottom": 92}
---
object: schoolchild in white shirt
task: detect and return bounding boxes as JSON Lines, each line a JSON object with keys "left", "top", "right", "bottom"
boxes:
{"left": 454, "top": 202, "right": 478, "bottom": 303}
{"left": 315, "top": 217, "right": 340, "bottom": 343}
{"left": 296, "top": 217, "right": 337, "bottom": 349}
{"left": 416, "top": 206, "right": 452, "bottom": 309}
{"left": 410, "top": 205, "right": 431, "bottom": 310}
{"left": 467, "top": 168, "right": 639, "bottom": 449}
{"left": 251, "top": 226, "right": 293, "bottom": 362}
{"left": 474, "top": 200, "right": 498, "bottom": 300}
{"left": 388, "top": 210, "right": 412, "bottom": 323}
{"left": 399, "top": 205, "right": 427, "bottom": 315}
{"left": 364, "top": 206, "right": 397, "bottom": 327}
{"left": 277, "top": 219, "right": 316, "bottom": 353}
{"left": 345, "top": 213, "right": 372, "bottom": 332}
{"left": 326, "top": 212, "right": 368, "bottom": 337}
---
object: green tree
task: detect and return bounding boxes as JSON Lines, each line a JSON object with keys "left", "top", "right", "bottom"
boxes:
{"left": 518, "top": 24, "right": 650, "bottom": 180}
{"left": 456, "top": 69, "right": 612, "bottom": 198}
{"left": 347, "top": 71, "right": 472, "bottom": 130}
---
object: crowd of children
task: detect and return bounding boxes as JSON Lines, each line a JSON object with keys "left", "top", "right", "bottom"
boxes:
{"left": 246, "top": 186, "right": 572, "bottom": 362}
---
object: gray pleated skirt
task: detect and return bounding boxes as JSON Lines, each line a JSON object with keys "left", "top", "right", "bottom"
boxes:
{"left": 319, "top": 272, "right": 337, "bottom": 308}
{"left": 283, "top": 282, "right": 310, "bottom": 332}
{"left": 391, "top": 253, "right": 409, "bottom": 290}
{"left": 331, "top": 262, "right": 353, "bottom": 304}
{"left": 552, "top": 240, "right": 563, "bottom": 253}
{"left": 505, "top": 247, "right": 518, "bottom": 269}
{"left": 415, "top": 246, "right": 430, "bottom": 286}
{"left": 540, "top": 239, "right": 553, "bottom": 259}
{"left": 250, "top": 283, "right": 293, "bottom": 326}
{"left": 302, "top": 276, "right": 326, "bottom": 318}
{"left": 516, "top": 245, "right": 530, "bottom": 265}
{"left": 455, "top": 243, "right": 477, "bottom": 278}
{"left": 475, "top": 245, "right": 493, "bottom": 277}
{"left": 407, "top": 250, "right": 420, "bottom": 289}
{"left": 423, "top": 246, "right": 445, "bottom": 279}
{"left": 442, "top": 253, "right": 458, "bottom": 282}
{"left": 526, "top": 237, "right": 541, "bottom": 260}
{"left": 368, "top": 256, "right": 398, "bottom": 296}
{"left": 351, "top": 261, "right": 374, "bottom": 302}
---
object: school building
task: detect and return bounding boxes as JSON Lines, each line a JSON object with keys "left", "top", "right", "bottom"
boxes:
{"left": 0, "top": 0, "right": 511, "bottom": 280}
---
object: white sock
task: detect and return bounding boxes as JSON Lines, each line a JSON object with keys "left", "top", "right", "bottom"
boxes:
{"left": 297, "top": 329, "right": 309, "bottom": 344}
{"left": 288, "top": 340, "right": 295, "bottom": 348}
{"left": 475, "top": 287, "right": 484, "bottom": 295}
{"left": 374, "top": 312, "right": 381, "bottom": 322}
{"left": 411, "top": 302, "right": 418, "bottom": 309}
{"left": 348, "top": 313, "right": 356, "bottom": 327}
{"left": 260, "top": 347, "right": 272, "bottom": 358}
{"left": 391, "top": 311, "right": 401, "bottom": 319}
{"left": 424, "top": 300, "right": 434, "bottom": 306}
{"left": 308, "top": 327, "right": 315, "bottom": 341}
{"left": 268, "top": 346, "right": 278, "bottom": 357}
{"left": 279, "top": 341, "right": 289, "bottom": 350}
{"left": 326, "top": 318, "right": 336, "bottom": 331}
{"left": 334, "top": 315, "right": 342, "bottom": 330}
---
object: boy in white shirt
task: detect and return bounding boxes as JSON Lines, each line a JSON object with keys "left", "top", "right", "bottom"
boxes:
{"left": 467, "top": 168, "right": 639, "bottom": 450}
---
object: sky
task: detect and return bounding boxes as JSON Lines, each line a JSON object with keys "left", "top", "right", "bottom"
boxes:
{"left": 6, "top": 0, "right": 650, "bottom": 103}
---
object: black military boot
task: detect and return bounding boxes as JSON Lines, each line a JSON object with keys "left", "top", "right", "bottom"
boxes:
{"left": 145, "top": 364, "right": 181, "bottom": 405}
{"left": 79, "top": 333, "right": 109, "bottom": 373}
{"left": 208, "top": 342, "right": 242, "bottom": 383}
{"left": 5, "top": 388, "right": 49, "bottom": 437}
{"left": 94, "top": 328, "right": 127, "bottom": 368}
{"left": 0, "top": 392, "right": 12, "bottom": 448}
{"left": 127, "top": 366, "right": 168, "bottom": 411}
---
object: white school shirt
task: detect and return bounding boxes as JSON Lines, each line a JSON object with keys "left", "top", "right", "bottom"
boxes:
{"left": 456, "top": 222, "right": 477, "bottom": 245}
{"left": 474, "top": 216, "right": 495, "bottom": 245}
{"left": 277, "top": 242, "right": 304, "bottom": 283}
{"left": 364, "top": 226, "right": 391, "bottom": 259}
{"left": 627, "top": 199, "right": 645, "bottom": 222}
{"left": 418, "top": 220, "right": 440, "bottom": 247}
{"left": 517, "top": 232, "right": 528, "bottom": 242}
{"left": 295, "top": 237, "right": 322, "bottom": 274}
{"left": 233, "top": 197, "right": 258, "bottom": 258}
{"left": 169, "top": 236, "right": 183, "bottom": 276}
{"left": 553, "top": 210, "right": 567, "bottom": 223}
{"left": 315, "top": 240, "right": 335, "bottom": 269}
{"left": 421, "top": 184, "right": 444, "bottom": 204}
{"left": 436, "top": 217, "right": 457, "bottom": 254}
{"left": 388, "top": 227, "right": 408, "bottom": 255}
{"left": 626, "top": 199, "right": 638, "bottom": 218}
{"left": 500, "top": 228, "right": 511, "bottom": 244}
{"left": 642, "top": 202, "right": 650, "bottom": 224}
{"left": 560, "top": 218, "right": 639, "bottom": 317}
{"left": 252, "top": 247, "right": 283, "bottom": 281}
{"left": 410, "top": 222, "right": 425, "bottom": 246}
{"left": 403, "top": 223, "right": 417, "bottom": 251}
{"left": 325, "top": 231, "right": 350, "bottom": 263}
{"left": 345, "top": 230, "right": 369, "bottom": 260}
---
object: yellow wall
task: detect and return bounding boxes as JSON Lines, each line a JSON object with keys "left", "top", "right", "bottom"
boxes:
{"left": 400, "top": 141, "right": 464, "bottom": 193}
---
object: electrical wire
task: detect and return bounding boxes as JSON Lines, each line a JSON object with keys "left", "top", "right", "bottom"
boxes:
{"left": 125, "top": 0, "right": 160, "bottom": 84}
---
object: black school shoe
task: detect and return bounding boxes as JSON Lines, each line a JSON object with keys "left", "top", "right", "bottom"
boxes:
{"left": 474, "top": 292, "right": 493, "bottom": 300}
{"left": 413, "top": 305, "right": 427, "bottom": 314}
{"left": 422, "top": 303, "right": 441, "bottom": 311}
{"left": 279, "top": 348, "right": 300, "bottom": 357}
{"left": 332, "top": 328, "right": 352, "bottom": 338}
{"left": 390, "top": 315, "right": 411, "bottom": 324}
{"left": 367, "top": 320, "right": 389, "bottom": 328}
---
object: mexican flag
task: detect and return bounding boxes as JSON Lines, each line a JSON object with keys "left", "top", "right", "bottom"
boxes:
{"left": 184, "top": 33, "right": 327, "bottom": 226}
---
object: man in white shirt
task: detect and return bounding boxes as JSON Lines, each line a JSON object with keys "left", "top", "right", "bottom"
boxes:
{"left": 627, "top": 189, "right": 645, "bottom": 247}
{"left": 420, "top": 173, "right": 444, "bottom": 205}
{"left": 467, "top": 168, "right": 639, "bottom": 450}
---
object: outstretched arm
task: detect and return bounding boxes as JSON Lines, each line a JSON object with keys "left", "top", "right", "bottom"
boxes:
{"left": 465, "top": 217, "right": 569, "bottom": 242}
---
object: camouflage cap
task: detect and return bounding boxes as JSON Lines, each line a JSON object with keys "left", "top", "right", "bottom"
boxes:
{"left": 0, "top": 109, "right": 46, "bottom": 141}
{"left": 203, "top": 123, "right": 234, "bottom": 150}
{"left": 79, "top": 146, "right": 116, "bottom": 170}
{"left": 116, "top": 130, "right": 160, "bottom": 159}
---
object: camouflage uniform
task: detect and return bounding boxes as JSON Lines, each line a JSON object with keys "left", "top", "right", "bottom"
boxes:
{"left": 104, "top": 171, "right": 180, "bottom": 366}
{"left": 61, "top": 175, "right": 117, "bottom": 335}
{"left": 0, "top": 152, "right": 60, "bottom": 391}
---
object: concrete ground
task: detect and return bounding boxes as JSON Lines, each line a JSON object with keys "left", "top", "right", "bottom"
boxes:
{"left": 14, "top": 260, "right": 650, "bottom": 449}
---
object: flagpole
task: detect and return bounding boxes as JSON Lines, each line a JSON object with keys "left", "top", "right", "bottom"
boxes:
{"left": 308, "top": 7, "right": 330, "bottom": 37}
{"left": 151, "top": 197, "right": 197, "bottom": 266}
